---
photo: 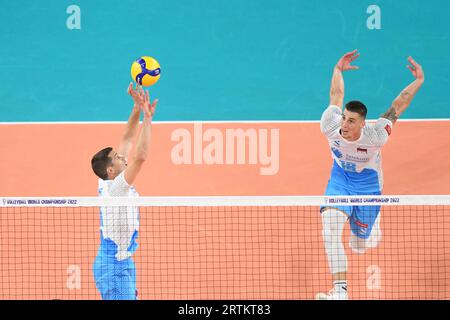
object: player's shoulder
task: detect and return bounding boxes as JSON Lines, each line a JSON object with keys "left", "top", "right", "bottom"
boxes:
{"left": 362, "top": 122, "right": 379, "bottom": 137}
{"left": 321, "top": 104, "right": 341, "bottom": 116}
{"left": 99, "top": 172, "right": 131, "bottom": 197}
{"left": 98, "top": 177, "right": 112, "bottom": 189}
{"left": 364, "top": 118, "right": 392, "bottom": 134}
{"left": 362, "top": 118, "right": 392, "bottom": 146}
{"left": 320, "top": 106, "right": 342, "bottom": 137}
{"left": 98, "top": 175, "right": 124, "bottom": 188}
{"left": 112, "top": 171, "right": 131, "bottom": 187}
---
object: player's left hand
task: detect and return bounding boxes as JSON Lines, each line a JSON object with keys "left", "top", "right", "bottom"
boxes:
{"left": 141, "top": 89, "right": 158, "bottom": 119}
{"left": 128, "top": 82, "right": 147, "bottom": 106}
{"left": 407, "top": 57, "right": 424, "bottom": 83}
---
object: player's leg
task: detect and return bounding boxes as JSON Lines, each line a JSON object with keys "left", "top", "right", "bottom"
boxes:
{"left": 366, "top": 209, "right": 382, "bottom": 248}
{"left": 124, "top": 263, "right": 138, "bottom": 300}
{"left": 93, "top": 256, "right": 137, "bottom": 300}
{"left": 93, "top": 255, "right": 115, "bottom": 300}
{"left": 114, "top": 259, "right": 137, "bottom": 300}
{"left": 349, "top": 204, "right": 381, "bottom": 254}
{"left": 316, "top": 207, "right": 349, "bottom": 300}
{"left": 100, "top": 268, "right": 136, "bottom": 300}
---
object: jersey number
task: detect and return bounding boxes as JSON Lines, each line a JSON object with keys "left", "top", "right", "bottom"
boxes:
{"left": 339, "top": 160, "right": 357, "bottom": 172}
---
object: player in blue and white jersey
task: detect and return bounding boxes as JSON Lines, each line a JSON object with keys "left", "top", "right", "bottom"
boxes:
{"left": 316, "top": 50, "right": 424, "bottom": 300}
{"left": 90, "top": 83, "right": 158, "bottom": 300}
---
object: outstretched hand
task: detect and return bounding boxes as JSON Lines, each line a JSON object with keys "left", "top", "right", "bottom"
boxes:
{"left": 127, "top": 82, "right": 158, "bottom": 118}
{"left": 128, "top": 82, "right": 146, "bottom": 106}
{"left": 406, "top": 56, "right": 424, "bottom": 83}
{"left": 336, "top": 50, "right": 360, "bottom": 71}
{"left": 141, "top": 89, "right": 158, "bottom": 119}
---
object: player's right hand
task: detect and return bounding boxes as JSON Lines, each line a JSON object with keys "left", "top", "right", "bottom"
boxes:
{"left": 128, "top": 82, "right": 147, "bottom": 106}
{"left": 336, "top": 50, "right": 360, "bottom": 71}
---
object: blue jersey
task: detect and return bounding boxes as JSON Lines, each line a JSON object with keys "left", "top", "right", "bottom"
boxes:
{"left": 320, "top": 105, "right": 393, "bottom": 193}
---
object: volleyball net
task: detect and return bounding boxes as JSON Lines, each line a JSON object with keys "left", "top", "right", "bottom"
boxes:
{"left": 1, "top": 195, "right": 449, "bottom": 300}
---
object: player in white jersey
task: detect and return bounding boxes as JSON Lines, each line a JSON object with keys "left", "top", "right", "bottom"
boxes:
{"left": 90, "top": 83, "right": 158, "bottom": 300}
{"left": 316, "top": 50, "right": 424, "bottom": 300}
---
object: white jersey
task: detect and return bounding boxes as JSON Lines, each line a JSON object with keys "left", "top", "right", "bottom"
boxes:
{"left": 320, "top": 105, "right": 393, "bottom": 192}
{"left": 98, "top": 171, "right": 140, "bottom": 261}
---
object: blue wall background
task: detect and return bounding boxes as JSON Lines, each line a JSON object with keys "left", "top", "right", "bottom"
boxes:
{"left": 0, "top": 0, "right": 449, "bottom": 121}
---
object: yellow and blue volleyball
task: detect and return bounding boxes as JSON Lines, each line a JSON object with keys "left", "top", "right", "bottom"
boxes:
{"left": 131, "top": 56, "right": 161, "bottom": 86}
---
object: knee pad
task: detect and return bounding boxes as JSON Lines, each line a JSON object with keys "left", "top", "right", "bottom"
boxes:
{"left": 321, "top": 209, "right": 348, "bottom": 274}
{"left": 349, "top": 234, "right": 368, "bottom": 254}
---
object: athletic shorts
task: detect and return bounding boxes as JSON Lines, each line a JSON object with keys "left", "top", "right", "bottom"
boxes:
{"left": 93, "top": 255, "right": 137, "bottom": 300}
{"left": 321, "top": 182, "right": 381, "bottom": 239}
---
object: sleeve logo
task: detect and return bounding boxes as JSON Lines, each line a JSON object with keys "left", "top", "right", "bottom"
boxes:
{"left": 384, "top": 124, "right": 392, "bottom": 136}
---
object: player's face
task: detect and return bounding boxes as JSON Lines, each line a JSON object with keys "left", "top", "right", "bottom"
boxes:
{"left": 107, "top": 149, "right": 128, "bottom": 178}
{"left": 341, "top": 110, "right": 365, "bottom": 141}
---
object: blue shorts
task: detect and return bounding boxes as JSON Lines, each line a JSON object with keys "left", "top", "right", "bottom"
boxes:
{"left": 93, "top": 255, "right": 137, "bottom": 300}
{"left": 321, "top": 182, "right": 381, "bottom": 239}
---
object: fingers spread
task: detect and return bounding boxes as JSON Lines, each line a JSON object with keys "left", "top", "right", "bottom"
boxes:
{"left": 127, "top": 82, "right": 133, "bottom": 94}
{"left": 408, "top": 56, "right": 420, "bottom": 68}
{"left": 350, "top": 53, "right": 360, "bottom": 61}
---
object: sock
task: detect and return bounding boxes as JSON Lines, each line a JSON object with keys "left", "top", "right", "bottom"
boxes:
{"left": 333, "top": 280, "right": 348, "bottom": 292}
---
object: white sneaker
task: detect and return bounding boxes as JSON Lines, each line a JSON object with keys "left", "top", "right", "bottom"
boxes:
{"left": 315, "top": 288, "right": 348, "bottom": 300}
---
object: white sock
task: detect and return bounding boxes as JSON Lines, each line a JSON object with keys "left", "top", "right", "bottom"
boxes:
{"left": 333, "top": 280, "right": 348, "bottom": 292}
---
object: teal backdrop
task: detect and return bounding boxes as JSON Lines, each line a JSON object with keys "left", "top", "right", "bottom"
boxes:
{"left": 0, "top": 0, "right": 449, "bottom": 121}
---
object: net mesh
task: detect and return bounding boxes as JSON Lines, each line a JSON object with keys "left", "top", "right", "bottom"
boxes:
{"left": 1, "top": 196, "right": 449, "bottom": 300}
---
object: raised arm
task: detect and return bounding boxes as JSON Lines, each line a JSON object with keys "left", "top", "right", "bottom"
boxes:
{"left": 381, "top": 57, "right": 425, "bottom": 124}
{"left": 123, "top": 89, "right": 158, "bottom": 186}
{"left": 330, "top": 50, "right": 360, "bottom": 107}
{"left": 116, "top": 83, "right": 145, "bottom": 158}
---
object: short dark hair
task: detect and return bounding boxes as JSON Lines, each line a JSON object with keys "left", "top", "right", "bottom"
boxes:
{"left": 345, "top": 100, "right": 367, "bottom": 119}
{"left": 91, "top": 147, "right": 113, "bottom": 180}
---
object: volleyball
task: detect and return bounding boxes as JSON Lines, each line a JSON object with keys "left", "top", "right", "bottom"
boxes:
{"left": 130, "top": 56, "right": 161, "bottom": 87}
